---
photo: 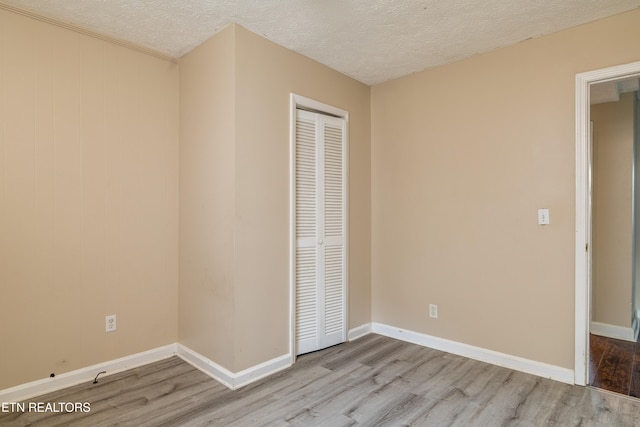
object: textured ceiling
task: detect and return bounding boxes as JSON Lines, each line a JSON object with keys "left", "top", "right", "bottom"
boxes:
{"left": 2, "top": 0, "right": 639, "bottom": 85}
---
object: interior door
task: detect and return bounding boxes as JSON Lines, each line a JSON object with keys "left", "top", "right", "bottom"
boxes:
{"left": 294, "top": 108, "right": 347, "bottom": 355}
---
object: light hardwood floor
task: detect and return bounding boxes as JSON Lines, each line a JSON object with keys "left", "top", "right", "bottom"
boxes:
{"left": 3, "top": 334, "right": 640, "bottom": 426}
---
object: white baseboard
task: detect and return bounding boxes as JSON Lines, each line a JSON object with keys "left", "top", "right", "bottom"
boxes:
{"left": 372, "top": 323, "right": 574, "bottom": 385}
{"left": 591, "top": 321, "right": 636, "bottom": 342}
{"left": 1, "top": 325, "right": 575, "bottom": 401}
{"left": 1, "top": 343, "right": 293, "bottom": 401}
{"left": 348, "top": 323, "right": 372, "bottom": 341}
{"left": 0, "top": 344, "right": 177, "bottom": 403}
{"left": 176, "top": 344, "right": 291, "bottom": 390}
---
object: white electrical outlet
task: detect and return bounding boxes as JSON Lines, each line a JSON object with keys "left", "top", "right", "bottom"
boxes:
{"left": 429, "top": 304, "right": 438, "bottom": 319}
{"left": 106, "top": 315, "right": 116, "bottom": 332}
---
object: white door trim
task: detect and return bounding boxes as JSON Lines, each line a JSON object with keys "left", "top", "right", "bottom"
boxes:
{"left": 289, "top": 94, "right": 349, "bottom": 363}
{"left": 575, "top": 60, "right": 640, "bottom": 386}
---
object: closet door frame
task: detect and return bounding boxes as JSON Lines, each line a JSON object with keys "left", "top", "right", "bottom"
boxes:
{"left": 289, "top": 93, "right": 349, "bottom": 362}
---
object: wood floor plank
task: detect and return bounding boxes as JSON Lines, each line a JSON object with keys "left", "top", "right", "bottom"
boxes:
{"left": 591, "top": 337, "right": 635, "bottom": 394}
{"left": 629, "top": 342, "right": 640, "bottom": 398}
{"left": 224, "top": 363, "right": 373, "bottom": 426}
{"left": 5, "top": 335, "right": 640, "bottom": 426}
{"left": 164, "top": 364, "right": 334, "bottom": 426}
{"left": 589, "top": 333, "right": 608, "bottom": 385}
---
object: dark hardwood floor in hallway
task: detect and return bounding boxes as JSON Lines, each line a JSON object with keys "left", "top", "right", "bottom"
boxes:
{"left": 590, "top": 333, "right": 640, "bottom": 397}
{"left": 4, "top": 334, "right": 640, "bottom": 426}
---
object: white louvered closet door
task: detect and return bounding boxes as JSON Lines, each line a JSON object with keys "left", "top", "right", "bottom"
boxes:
{"left": 295, "top": 108, "right": 347, "bottom": 356}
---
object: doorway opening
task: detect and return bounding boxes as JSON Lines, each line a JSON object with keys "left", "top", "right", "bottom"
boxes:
{"left": 589, "top": 81, "right": 640, "bottom": 396}
{"left": 575, "top": 60, "right": 640, "bottom": 388}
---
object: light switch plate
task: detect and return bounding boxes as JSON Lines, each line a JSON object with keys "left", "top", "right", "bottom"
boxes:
{"left": 538, "top": 208, "right": 550, "bottom": 225}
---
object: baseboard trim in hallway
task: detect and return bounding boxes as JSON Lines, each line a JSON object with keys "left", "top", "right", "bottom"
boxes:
{"left": 591, "top": 321, "right": 636, "bottom": 342}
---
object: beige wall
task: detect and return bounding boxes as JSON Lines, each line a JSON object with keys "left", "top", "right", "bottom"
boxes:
{"left": 591, "top": 93, "right": 634, "bottom": 328}
{"left": 371, "top": 9, "right": 640, "bottom": 369}
{"left": 233, "top": 26, "right": 371, "bottom": 371}
{"left": 1, "top": 11, "right": 369, "bottom": 390}
{"left": 179, "top": 24, "right": 371, "bottom": 372}
{"left": 178, "top": 25, "right": 236, "bottom": 370}
{"left": 0, "top": 10, "right": 179, "bottom": 390}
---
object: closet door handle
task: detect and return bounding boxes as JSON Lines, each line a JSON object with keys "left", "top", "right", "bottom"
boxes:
{"left": 318, "top": 239, "right": 323, "bottom": 245}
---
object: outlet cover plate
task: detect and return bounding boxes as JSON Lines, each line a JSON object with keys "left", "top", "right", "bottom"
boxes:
{"left": 106, "top": 315, "right": 116, "bottom": 332}
{"left": 429, "top": 304, "right": 438, "bottom": 318}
